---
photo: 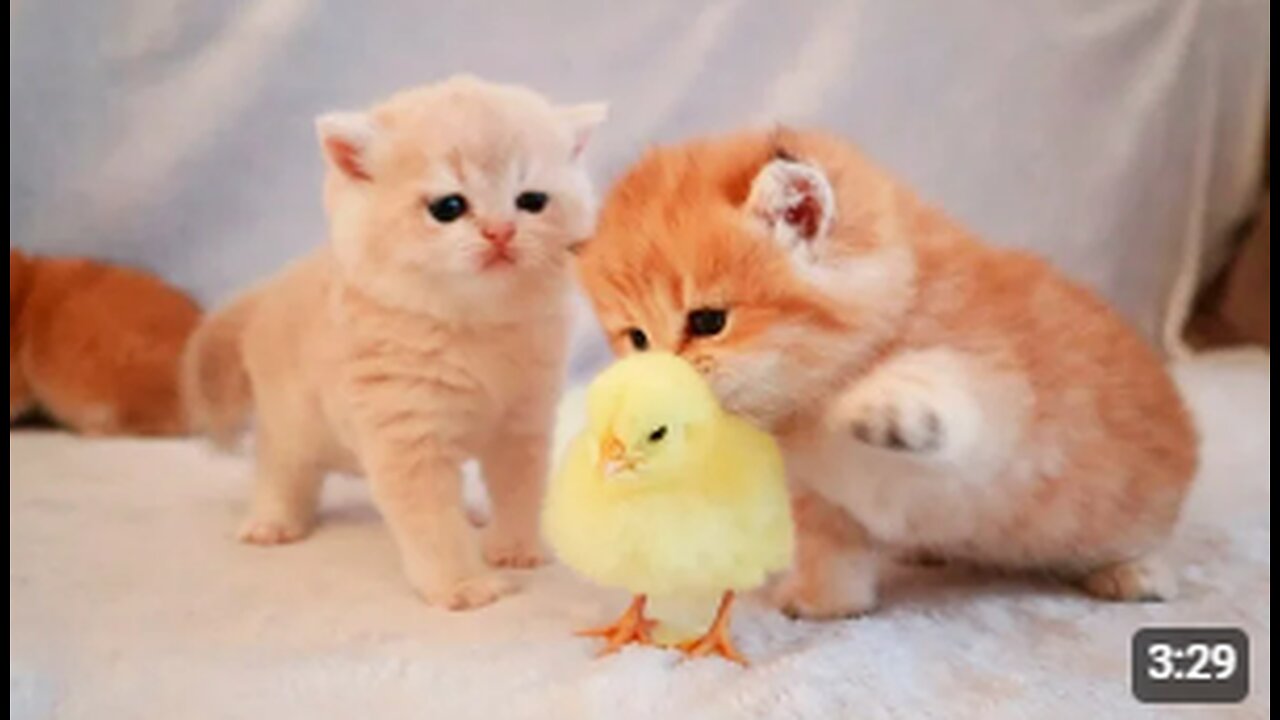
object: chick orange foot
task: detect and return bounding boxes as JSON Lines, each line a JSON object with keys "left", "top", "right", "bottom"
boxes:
{"left": 576, "top": 595, "right": 656, "bottom": 656}
{"left": 676, "top": 591, "right": 747, "bottom": 665}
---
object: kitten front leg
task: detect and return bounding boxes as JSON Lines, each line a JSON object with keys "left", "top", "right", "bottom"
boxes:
{"left": 1081, "top": 555, "right": 1175, "bottom": 602}
{"left": 238, "top": 424, "right": 323, "bottom": 545}
{"left": 773, "top": 491, "right": 880, "bottom": 619}
{"left": 364, "top": 442, "right": 513, "bottom": 610}
{"left": 478, "top": 427, "right": 550, "bottom": 569}
{"left": 828, "top": 347, "right": 1028, "bottom": 470}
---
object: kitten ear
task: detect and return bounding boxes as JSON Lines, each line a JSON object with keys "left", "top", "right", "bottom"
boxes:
{"left": 559, "top": 102, "right": 608, "bottom": 160}
{"left": 745, "top": 156, "right": 836, "bottom": 245}
{"left": 315, "top": 111, "right": 378, "bottom": 182}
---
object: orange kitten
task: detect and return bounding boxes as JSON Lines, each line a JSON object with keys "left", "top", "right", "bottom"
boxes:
{"left": 183, "top": 76, "right": 605, "bottom": 610}
{"left": 10, "top": 249, "right": 200, "bottom": 435}
{"left": 577, "top": 129, "right": 1197, "bottom": 618}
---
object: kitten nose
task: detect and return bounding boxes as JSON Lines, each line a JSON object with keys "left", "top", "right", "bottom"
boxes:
{"left": 480, "top": 221, "right": 516, "bottom": 247}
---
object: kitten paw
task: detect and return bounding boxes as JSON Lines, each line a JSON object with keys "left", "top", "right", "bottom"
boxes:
{"left": 772, "top": 567, "right": 878, "bottom": 621}
{"left": 419, "top": 573, "right": 517, "bottom": 611}
{"left": 237, "top": 515, "right": 311, "bottom": 545}
{"left": 1081, "top": 558, "right": 1174, "bottom": 602}
{"left": 838, "top": 376, "right": 945, "bottom": 454}
{"left": 465, "top": 505, "right": 490, "bottom": 528}
{"left": 482, "top": 529, "right": 546, "bottom": 569}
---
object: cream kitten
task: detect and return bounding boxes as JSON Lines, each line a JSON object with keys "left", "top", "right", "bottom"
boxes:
{"left": 183, "top": 76, "right": 606, "bottom": 610}
{"left": 577, "top": 129, "right": 1197, "bottom": 618}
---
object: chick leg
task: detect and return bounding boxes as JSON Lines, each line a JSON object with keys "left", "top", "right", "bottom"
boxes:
{"left": 677, "top": 591, "right": 747, "bottom": 665}
{"left": 576, "top": 595, "right": 656, "bottom": 656}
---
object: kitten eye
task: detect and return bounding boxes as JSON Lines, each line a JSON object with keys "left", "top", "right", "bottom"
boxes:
{"left": 647, "top": 426, "right": 668, "bottom": 443}
{"left": 515, "top": 191, "right": 549, "bottom": 214}
{"left": 626, "top": 328, "right": 649, "bottom": 351}
{"left": 686, "top": 308, "right": 728, "bottom": 338}
{"left": 427, "top": 194, "right": 468, "bottom": 223}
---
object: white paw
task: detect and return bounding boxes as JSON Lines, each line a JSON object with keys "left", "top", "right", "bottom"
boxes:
{"left": 237, "top": 514, "right": 311, "bottom": 545}
{"left": 418, "top": 573, "right": 517, "bottom": 611}
{"left": 465, "top": 505, "right": 490, "bottom": 528}
{"left": 772, "top": 567, "right": 878, "bottom": 621}
{"left": 482, "top": 528, "right": 546, "bottom": 569}
{"left": 1081, "top": 558, "right": 1174, "bottom": 602}
{"left": 835, "top": 373, "right": 946, "bottom": 454}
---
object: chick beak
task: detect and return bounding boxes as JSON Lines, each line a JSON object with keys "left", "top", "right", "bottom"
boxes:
{"left": 598, "top": 434, "right": 630, "bottom": 478}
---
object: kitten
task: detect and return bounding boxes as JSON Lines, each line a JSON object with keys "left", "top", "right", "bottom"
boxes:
{"left": 10, "top": 249, "right": 200, "bottom": 435}
{"left": 182, "top": 76, "right": 605, "bottom": 610}
{"left": 577, "top": 129, "right": 1197, "bottom": 618}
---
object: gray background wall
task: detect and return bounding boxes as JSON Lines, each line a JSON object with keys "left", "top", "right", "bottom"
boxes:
{"left": 10, "top": 0, "right": 1270, "bottom": 377}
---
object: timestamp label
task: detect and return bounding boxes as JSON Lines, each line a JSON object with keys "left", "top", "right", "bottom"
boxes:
{"left": 1132, "top": 627, "right": 1249, "bottom": 703}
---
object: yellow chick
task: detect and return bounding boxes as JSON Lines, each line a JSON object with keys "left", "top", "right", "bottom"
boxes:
{"left": 543, "top": 352, "right": 795, "bottom": 664}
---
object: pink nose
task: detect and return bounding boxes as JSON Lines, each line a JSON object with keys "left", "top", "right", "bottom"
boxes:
{"left": 480, "top": 221, "right": 515, "bottom": 247}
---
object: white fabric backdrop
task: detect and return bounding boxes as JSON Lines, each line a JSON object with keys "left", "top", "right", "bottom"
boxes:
{"left": 9, "top": 0, "right": 1270, "bottom": 377}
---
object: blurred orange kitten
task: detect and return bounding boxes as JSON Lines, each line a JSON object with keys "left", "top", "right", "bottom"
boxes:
{"left": 183, "top": 76, "right": 605, "bottom": 610}
{"left": 577, "top": 129, "right": 1197, "bottom": 618}
{"left": 10, "top": 249, "right": 199, "bottom": 435}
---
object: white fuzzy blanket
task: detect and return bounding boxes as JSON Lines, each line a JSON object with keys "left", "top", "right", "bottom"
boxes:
{"left": 9, "top": 352, "right": 1270, "bottom": 719}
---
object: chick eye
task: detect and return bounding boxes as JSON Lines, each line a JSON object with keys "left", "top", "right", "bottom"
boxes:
{"left": 648, "top": 426, "right": 668, "bottom": 443}
{"left": 626, "top": 328, "right": 649, "bottom": 351}
{"left": 515, "top": 191, "right": 549, "bottom": 213}
{"left": 427, "top": 194, "right": 468, "bottom": 223}
{"left": 687, "top": 308, "right": 727, "bottom": 337}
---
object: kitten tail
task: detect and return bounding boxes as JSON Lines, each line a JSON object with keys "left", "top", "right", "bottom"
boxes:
{"left": 181, "top": 293, "right": 256, "bottom": 449}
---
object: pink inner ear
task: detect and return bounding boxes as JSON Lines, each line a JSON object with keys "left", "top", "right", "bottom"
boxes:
{"left": 571, "top": 128, "right": 592, "bottom": 160}
{"left": 784, "top": 178, "right": 822, "bottom": 240}
{"left": 324, "top": 136, "right": 371, "bottom": 181}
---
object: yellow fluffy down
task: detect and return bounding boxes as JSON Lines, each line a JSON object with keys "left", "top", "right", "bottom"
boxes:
{"left": 542, "top": 415, "right": 794, "bottom": 599}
